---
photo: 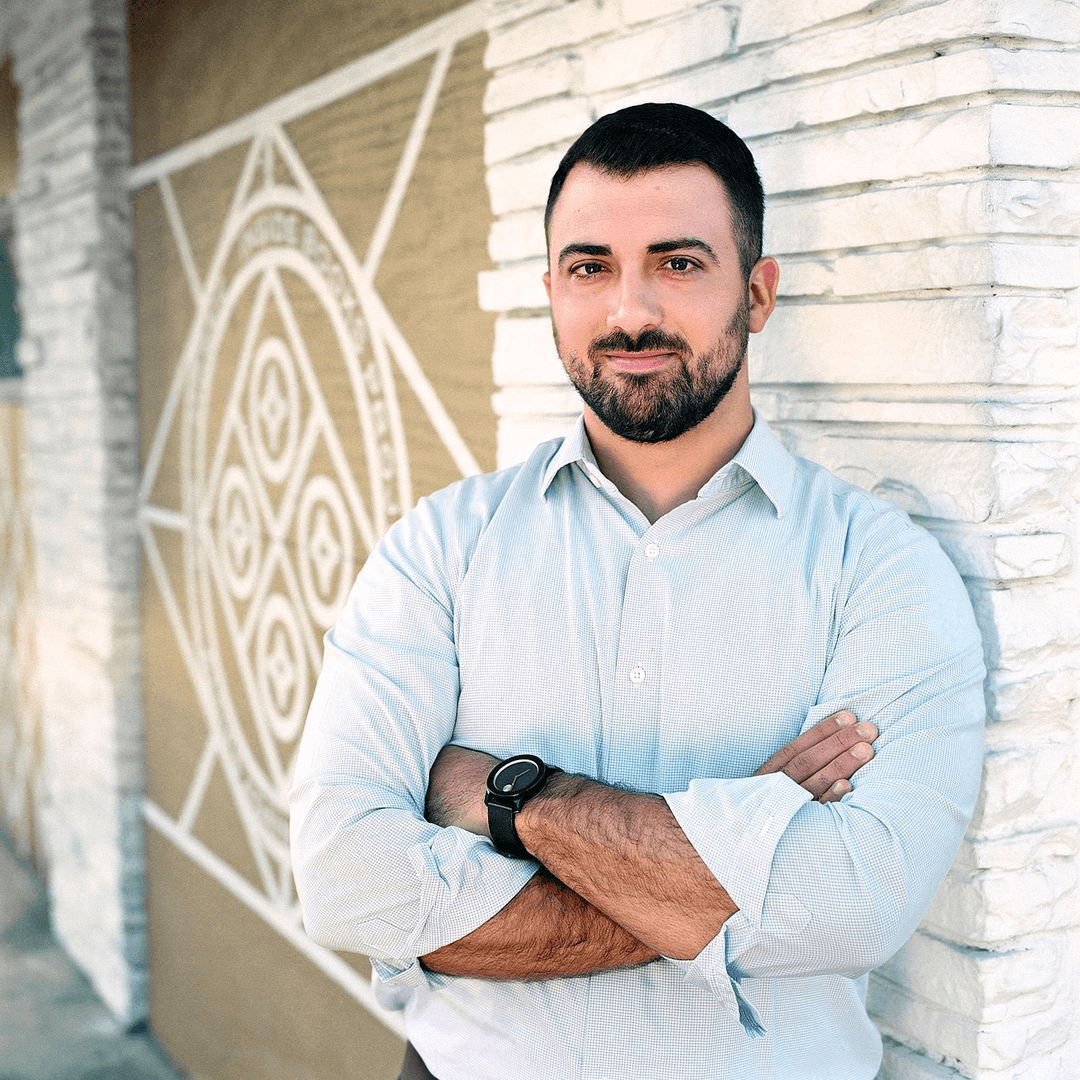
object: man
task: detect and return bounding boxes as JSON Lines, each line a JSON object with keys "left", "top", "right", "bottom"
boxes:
{"left": 290, "top": 103, "right": 985, "bottom": 1080}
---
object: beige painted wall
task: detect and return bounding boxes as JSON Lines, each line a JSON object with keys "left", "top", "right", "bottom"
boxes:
{"left": 130, "top": 1, "right": 497, "bottom": 1074}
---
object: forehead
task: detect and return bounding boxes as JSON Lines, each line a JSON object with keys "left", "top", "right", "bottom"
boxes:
{"left": 548, "top": 162, "right": 736, "bottom": 254}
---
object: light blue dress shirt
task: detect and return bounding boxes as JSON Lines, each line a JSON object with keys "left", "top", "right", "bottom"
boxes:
{"left": 290, "top": 415, "right": 985, "bottom": 1080}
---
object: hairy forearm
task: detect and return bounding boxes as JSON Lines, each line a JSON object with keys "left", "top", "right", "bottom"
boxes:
{"left": 516, "top": 774, "right": 738, "bottom": 960}
{"left": 420, "top": 869, "right": 658, "bottom": 978}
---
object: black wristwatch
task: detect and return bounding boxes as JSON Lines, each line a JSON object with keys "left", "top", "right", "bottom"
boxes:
{"left": 484, "top": 754, "right": 561, "bottom": 859}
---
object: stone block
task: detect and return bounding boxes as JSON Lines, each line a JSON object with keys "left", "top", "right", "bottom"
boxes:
{"left": 779, "top": 242, "right": 1080, "bottom": 298}
{"left": 617, "top": 0, "right": 710, "bottom": 25}
{"left": 728, "top": 47, "right": 1080, "bottom": 139}
{"left": 879, "top": 1036, "right": 969, "bottom": 1080}
{"left": 988, "top": 439, "right": 1080, "bottom": 522}
{"left": 756, "top": 294, "right": 1077, "bottom": 389}
{"left": 765, "top": 179, "right": 1080, "bottom": 257}
{"left": 484, "top": 0, "right": 623, "bottom": 69}
{"left": 495, "top": 389, "right": 580, "bottom": 468}
{"left": 478, "top": 259, "right": 549, "bottom": 312}
{"left": 871, "top": 930, "right": 1070, "bottom": 1070}
{"left": 772, "top": 426, "right": 999, "bottom": 524}
{"left": 924, "top": 828, "right": 1078, "bottom": 946}
{"left": 754, "top": 108, "right": 997, "bottom": 198}
{"left": 492, "top": 315, "right": 565, "bottom": 387}
{"left": 736, "top": 0, "right": 878, "bottom": 47}
{"left": 485, "top": 96, "right": 594, "bottom": 165}
{"left": 484, "top": 55, "right": 577, "bottom": 115}
{"left": 487, "top": 148, "right": 566, "bottom": 215}
{"left": 974, "top": 742, "right": 1075, "bottom": 841}
{"left": 581, "top": 6, "right": 737, "bottom": 95}
{"left": 489, "top": 209, "right": 547, "bottom": 263}
{"left": 986, "top": 666, "right": 1080, "bottom": 729}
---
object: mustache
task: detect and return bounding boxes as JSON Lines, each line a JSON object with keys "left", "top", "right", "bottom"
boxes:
{"left": 589, "top": 328, "right": 690, "bottom": 355}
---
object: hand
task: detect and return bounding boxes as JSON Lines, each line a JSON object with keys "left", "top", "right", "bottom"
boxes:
{"left": 754, "top": 711, "right": 877, "bottom": 803}
{"left": 425, "top": 744, "right": 497, "bottom": 835}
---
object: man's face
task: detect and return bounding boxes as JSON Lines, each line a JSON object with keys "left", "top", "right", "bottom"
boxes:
{"left": 544, "top": 163, "right": 771, "bottom": 443}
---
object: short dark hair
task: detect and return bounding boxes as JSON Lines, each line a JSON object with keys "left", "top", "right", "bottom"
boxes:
{"left": 545, "top": 102, "right": 765, "bottom": 280}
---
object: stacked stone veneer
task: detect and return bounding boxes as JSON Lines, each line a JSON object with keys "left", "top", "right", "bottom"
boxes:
{"left": 480, "top": 1, "right": 1080, "bottom": 1077}
{"left": 2, "top": 0, "right": 144, "bottom": 1023}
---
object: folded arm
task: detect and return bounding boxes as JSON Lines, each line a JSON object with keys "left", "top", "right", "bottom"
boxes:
{"left": 421, "top": 713, "right": 875, "bottom": 972}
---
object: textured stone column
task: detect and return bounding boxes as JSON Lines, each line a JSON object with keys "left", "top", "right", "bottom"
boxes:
{"left": 9, "top": 0, "right": 145, "bottom": 1023}
{"left": 480, "top": 1, "right": 1080, "bottom": 1076}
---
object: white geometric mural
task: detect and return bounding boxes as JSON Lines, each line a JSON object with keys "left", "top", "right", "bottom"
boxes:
{"left": 130, "top": 0, "right": 538, "bottom": 1030}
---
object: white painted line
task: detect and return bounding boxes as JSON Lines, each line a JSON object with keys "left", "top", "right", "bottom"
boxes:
{"left": 127, "top": 0, "right": 552, "bottom": 191}
{"left": 145, "top": 799, "right": 407, "bottom": 1039}
{"left": 364, "top": 43, "right": 454, "bottom": 280}
{"left": 158, "top": 176, "right": 203, "bottom": 303}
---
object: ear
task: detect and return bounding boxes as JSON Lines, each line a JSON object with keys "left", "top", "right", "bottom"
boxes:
{"left": 747, "top": 257, "right": 779, "bottom": 333}
{"left": 543, "top": 270, "right": 552, "bottom": 302}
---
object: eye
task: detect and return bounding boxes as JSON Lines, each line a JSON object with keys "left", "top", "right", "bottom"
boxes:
{"left": 664, "top": 256, "right": 697, "bottom": 274}
{"left": 569, "top": 261, "right": 606, "bottom": 277}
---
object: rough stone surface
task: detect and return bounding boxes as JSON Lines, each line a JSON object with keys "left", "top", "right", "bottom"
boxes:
{"left": 481, "top": 1, "right": 1080, "bottom": 1076}
{"left": 7, "top": 0, "right": 146, "bottom": 1025}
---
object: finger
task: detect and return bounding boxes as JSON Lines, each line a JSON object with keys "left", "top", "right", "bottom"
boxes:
{"left": 755, "top": 711, "right": 857, "bottom": 776}
{"left": 819, "top": 779, "right": 850, "bottom": 804}
{"left": 800, "top": 741, "right": 875, "bottom": 800}
{"left": 786, "top": 725, "right": 876, "bottom": 786}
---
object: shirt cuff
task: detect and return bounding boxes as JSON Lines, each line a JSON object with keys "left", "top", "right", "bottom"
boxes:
{"left": 663, "top": 917, "right": 765, "bottom": 1038}
{"left": 663, "top": 773, "right": 811, "bottom": 928}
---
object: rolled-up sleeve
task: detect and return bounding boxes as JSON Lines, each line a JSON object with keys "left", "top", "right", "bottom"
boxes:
{"left": 663, "top": 516, "right": 985, "bottom": 1008}
{"left": 289, "top": 492, "right": 538, "bottom": 982}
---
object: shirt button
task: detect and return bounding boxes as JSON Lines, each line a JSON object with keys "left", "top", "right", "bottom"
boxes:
{"left": 644, "top": 542, "right": 660, "bottom": 559}
{"left": 629, "top": 665, "right": 646, "bottom": 685}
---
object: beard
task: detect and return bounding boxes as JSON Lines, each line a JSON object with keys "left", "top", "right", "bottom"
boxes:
{"left": 559, "top": 301, "right": 751, "bottom": 444}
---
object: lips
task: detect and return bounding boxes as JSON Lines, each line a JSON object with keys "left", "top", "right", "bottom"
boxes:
{"left": 603, "top": 350, "right": 676, "bottom": 373}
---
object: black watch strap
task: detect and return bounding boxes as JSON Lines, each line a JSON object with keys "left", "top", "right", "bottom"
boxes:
{"left": 487, "top": 800, "right": 530, "bottom": 860}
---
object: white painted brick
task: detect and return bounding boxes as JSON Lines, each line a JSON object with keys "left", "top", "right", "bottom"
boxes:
{"left": 991, "top": 103, "right": 1080, "bottom": 169}
{"left": 494, "top": 386, "right": 580, "bottom": 468}
{"left": 986, "top": 666, "right": 1080, "bottom": 730}
{"left": 755, "top": 298, "right": 993, "bottom": 386}
{"left": 478, "top": 259, "right": 549, "bottom": 311}
{"left": 756, "top": 295, "right": 1077, "bottom": 388}
{"left": 985, "top": 581, "right": 1080, "bottom": 658}
{"left": 989, "top": 440, "right": 1080, "bottom": 520}
{"left": 765, "top": 179, "right": 1080, "bottom": 256}
{"left": 872, "top": 932, "right": 1070, "bottom": 1069}
{"left": 736, "top": 0, "right": 879, "bottom": 47}
{"left": 779, "top": 242, "right": 1080, "bottom": 298}
{"left": 616, "top": 0, "right": 710, "bottom": 23}
{"left": 492, "top": 315, "right": 565, "bottom": 386}
{"left": 485, "top": 96, "right": 594, "bottom": 165}
{"left": 489, "top": 209, "right": 547, "bottom": 263}
{"left": 728, "top": 48, "right": 1080, "bottom": 140}
{"left": 879, "top": 1037, "right": 968, "bottom": 1080}
{"left": 772, "top": 428, "right": 998, "bottom": 523}
{"left": 486, "top": 148, "right": 565, "bottom": 215}
{"left": 484, "top": 54, "right": 577, "bottom": 115}
{"left": 925, "top": 829, "right": 1078, "bottom": 946}
{"left": 754, "top": 107, "right": 1026, "bottom": 198}
{"left": 484, "top": 0, "right": 623, "bottom": 69}
{"left": 581, "top": 6, "right": 737, "bottom": 95}
{"left": 738, "top": 0, "right": 1080, "bottom": 66}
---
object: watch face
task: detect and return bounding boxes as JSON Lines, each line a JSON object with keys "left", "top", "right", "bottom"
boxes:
{"left": 491, "top": 757, "right": 542, "bottom": 794}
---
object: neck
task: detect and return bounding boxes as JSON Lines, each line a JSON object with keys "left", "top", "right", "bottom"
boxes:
{"left": 584, "top": 393, "right": 754, "bottom": 523}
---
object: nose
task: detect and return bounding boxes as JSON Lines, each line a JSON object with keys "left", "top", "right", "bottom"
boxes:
{"left": 607, "top": 269, "right": 662, "bottom": 338}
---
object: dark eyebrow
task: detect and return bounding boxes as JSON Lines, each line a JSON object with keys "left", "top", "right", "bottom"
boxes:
{"left": 557, "top": 242, "right": 612, "bottom": 265}
{"left": 647, "top": 237, "right": 719, "bottom": 262}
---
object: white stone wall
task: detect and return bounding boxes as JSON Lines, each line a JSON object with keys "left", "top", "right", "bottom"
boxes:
{"left": 2, "top": 0, "right": 145, "bottom": 1024}
{"left": 481, "top": 1, "right": 1080, "bottom": 1077}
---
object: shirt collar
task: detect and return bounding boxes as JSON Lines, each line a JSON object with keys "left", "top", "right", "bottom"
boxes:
{"left": 540, "top": 411, "right": 796, "bottom": 517}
